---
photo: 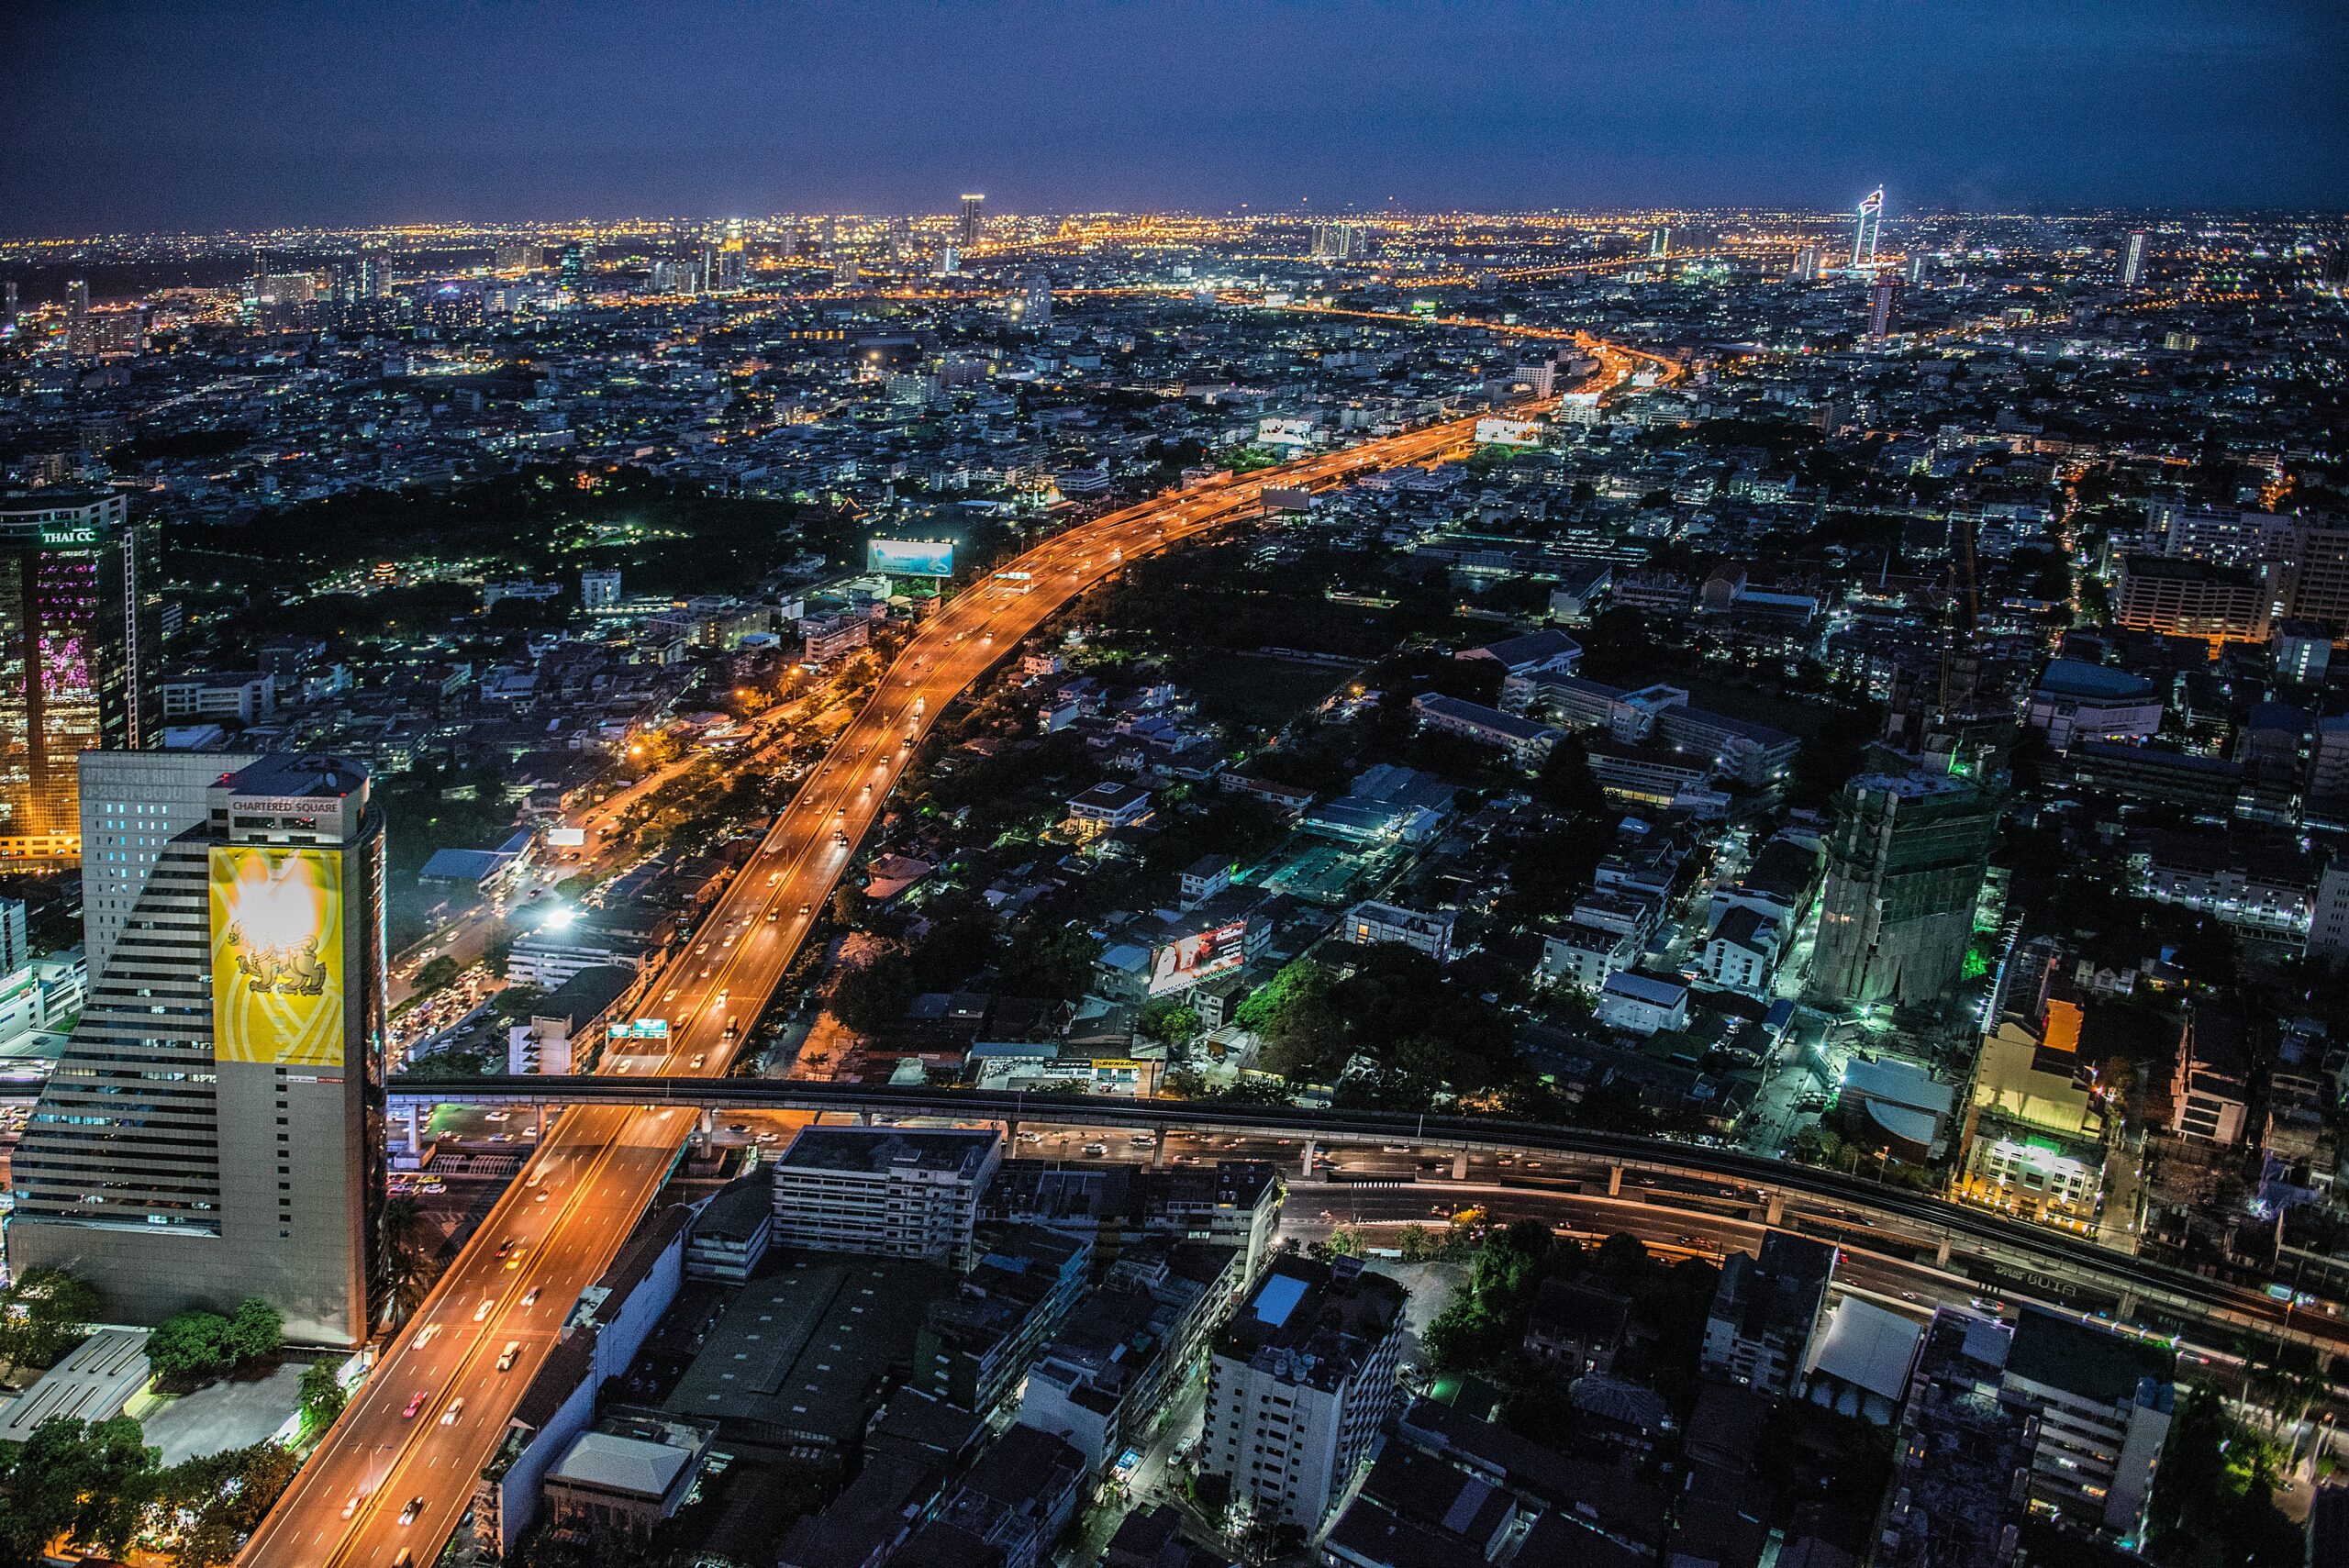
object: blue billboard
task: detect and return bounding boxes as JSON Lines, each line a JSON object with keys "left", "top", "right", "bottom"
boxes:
{"left": 867, "top": 538, "right": 955, "bottom": 577}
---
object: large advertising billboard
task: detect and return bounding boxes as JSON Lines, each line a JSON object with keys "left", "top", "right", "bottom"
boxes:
{"left": 867, "top": 539, "right": 956, "bottom": 577}
{"left": 211, "top": 845, "right": 347, "bottom": 1067}
{"left": 1148, "top": 919, "right": 1246, "bottom": 996}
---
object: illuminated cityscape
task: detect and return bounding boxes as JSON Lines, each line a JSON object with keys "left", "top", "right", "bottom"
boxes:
{"left": 0, "top": 5, "right": 2342, "bottom": 1568}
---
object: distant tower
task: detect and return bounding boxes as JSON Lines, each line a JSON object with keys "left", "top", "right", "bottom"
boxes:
{"left": 3, "top": 281, "right": 17, "bottom": 334}
{"left": 66, "top": 278, "right": 90, "bottom": 317}
{"left": 960, "top": 194, "right": 985, "bottom": 251}
{"left": 1794, "top": 246, "right": 1821, "bottom": 284}
{"left": 1852, "top": 187, "right": 1884, "bottom": 268}
{"left": 1018, "top": 271, "right": 1052, "bottom": 326}
{"left": 1867, "top": 277, "right": 1901, "bottom": 344}
{"left": 1650, "top": 225, "right": 1670, "bottom": 259}
{"left": 2121, "top": 229, "right": 2150, "bottom": 288}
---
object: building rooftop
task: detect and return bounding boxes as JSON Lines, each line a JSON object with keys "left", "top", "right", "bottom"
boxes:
{"left": 550, "top": 1429, "right": 693, "bottom": 1498}
{"left": 2005, "top": 1306, "right": 2176, "bottom": 1408}
{"left": 776, "top": 1125, "right": 1000, "bottom": 1179}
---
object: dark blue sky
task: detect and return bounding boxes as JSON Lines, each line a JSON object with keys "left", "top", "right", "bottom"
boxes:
{"left": 5, "top": 0, "right": 2342, "bottom": 234}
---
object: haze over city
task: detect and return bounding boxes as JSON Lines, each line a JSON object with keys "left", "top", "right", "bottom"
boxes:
{"left": 0, "top": 6, "right": 2343, "bottom": 1568}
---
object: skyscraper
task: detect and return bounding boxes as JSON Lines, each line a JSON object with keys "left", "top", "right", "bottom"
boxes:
{"left": 65, "top": 278, "right": 90, "bottom": 317}
{"left": 1794, "top": 246, "right": 1822, "bottom": 284}
{"left": 1867, "top": 276, "right": 1901, "bottom": 344}
{"left": 1808, "top": 769, "right": 1998, "bottom": 1010}
{"left": 1650, "top": 224, "right": 1671, "bottom": 259}
{"left": 558, "top": 242, "right": 592, "bottom": 296}
{"left": 1310, "top": 221, "right": 1360, "bottom": 261}
{"left": 0, "top": 493, "right": 161, "bottom": 860}
{"left": 1017, "top": 270, "right": 1052, "bottom": 325}
{"left": 960, "top": 193, "right": 985, "bottom": 251}
{"left": 2121, "top": 228, "right": 2150, "bottom": 287}
{"left": 1851, "top": 186, "right": 1885, "bottom": 267}
{"left": 8, "top": 752, "right": 389, "bottom": 1346}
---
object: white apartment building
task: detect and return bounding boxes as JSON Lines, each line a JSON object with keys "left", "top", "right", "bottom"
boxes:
{"left": 1340, "top": 900, "right": 1455, "bottom": 962}
{"left": 1203, "top": 1257, "right": 1407, "bottom": 1529}
{"left": 769, "top": 1127, "right": 1002, "bottom": 1269}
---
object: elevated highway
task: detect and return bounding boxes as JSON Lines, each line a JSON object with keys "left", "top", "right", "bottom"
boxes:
{"left": 394, "top": 1074, "right": 2343, "bottom": 1360}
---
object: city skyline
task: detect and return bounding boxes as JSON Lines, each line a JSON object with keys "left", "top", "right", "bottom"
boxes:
{"left": 5, "top": 0, "right": 2343, "bottom": 235}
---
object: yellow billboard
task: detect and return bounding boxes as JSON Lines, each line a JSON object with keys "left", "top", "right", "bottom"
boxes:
{"left": 211, "top": 844, "right": 346, "bottom": 1067}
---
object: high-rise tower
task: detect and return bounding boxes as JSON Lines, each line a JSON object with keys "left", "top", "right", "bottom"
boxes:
{"left": 0, "top": 492, "right": 161, "bottom": 861}
{"left": 959, "top": 193, "right": 985, "bottom": 251}
{"left": 1808, "top": 769, "right": 1998, "bottom": 1010}
{"left": 2121, "top": 229, "right": 2149, "bottom": 288}
{"left": 1868, "top": 277, "right": 1901, "bottom": 344}
{"left": 7, "top": 753, "right": 390, "bottom": 1346}
{"left": 1852, "top": 187, "right": 1885, "bottom": 268}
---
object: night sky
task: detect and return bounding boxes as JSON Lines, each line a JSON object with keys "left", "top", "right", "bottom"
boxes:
{"left": 5, "top": 0, "right": 2343, "bottom": 234}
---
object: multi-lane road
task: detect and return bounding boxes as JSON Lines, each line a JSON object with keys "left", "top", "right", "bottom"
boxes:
{"left": 242, "top": 361, "right": 1655, "bottom": 1564}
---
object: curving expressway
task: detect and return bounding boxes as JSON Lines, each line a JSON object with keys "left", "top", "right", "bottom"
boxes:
{"left": 240, "top": 359, "right": 1656, "bottom": 1566}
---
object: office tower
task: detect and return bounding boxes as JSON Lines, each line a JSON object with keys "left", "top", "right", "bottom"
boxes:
{"left": 3, "top": 280, "right": 17, "bottom": 334}
{"left": 1851, "top": 186, "right": 1884, "bottom": 267}
{"left": 581, "top": 568, "right": 622, "bottom": 612}
{"left": 1794, "top": 245, "right": 1821, "bottom": 283}
{"left": 1203, "top": 1256, "right": 1406, "bottom": 1529}
{"left": 2121, "top": 228, "right": 2149, "bottom": 287}
{"left": 355, "top": 254, "right": 388, "bottom": 299}
{"left": 558, "top": 242, "right": 592, "bottom": 295}
{"left": 66, "top": 279, "right": 90, "bottom": 317}
{"left": 1808, "top": 769, "right": 1998, "bottom": 1009}
{"left": 0, "top": 493, "right": 161, "bottom": 858}
{"left": 1650, "top": 224, "right": 1670, "bottom": 259}
{"left": 1867, "top": 277, "right": 1900, "bottom": 344}
{"left": 770, "top": 1126, "right": 1001, "bottom": 1268}
{"left": 959, "top": 193, "right": 985, "bottom": 250}
{"left": 937, "top": 243, "right": 960, "bottom": 276}
{"left": 1018, "top": 270, "right": 1052, "bottom": 325}
{"left": 1908, "top": 250, "right": 1931, "bottom": 285}
{"left": 8, "top": 753, "right": 389, "bottom": 1347}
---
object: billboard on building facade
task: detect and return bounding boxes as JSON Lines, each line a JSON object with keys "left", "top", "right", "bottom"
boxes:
{"left": 211, "top": 844, "right": 346, "bottom": 1067}
{"left": 867, "top": 539, "right": 956, "bottom": 577}
{"left": 1147, "top": 919, "right": 1246, "bottom": 996}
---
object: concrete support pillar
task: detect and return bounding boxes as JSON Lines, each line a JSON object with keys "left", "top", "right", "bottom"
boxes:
{"left": 698, "top": 1106, "right": 716, "bottom": 1138}
{"left": 1152, "top": 1127, "right": 1168, "bottom": 1169}
{"left": 1765, "top": 1190, "right": 1785, "bottom": 1227}
{"left": 1452, "top": 1148, "right": 1469, "bottom": 1181}
{"left": 1301, "top": 1139, "right": 1317, "bottom": 1177}
{"left": 1607, "top": 1162, "right": 1623, "bottom": 1197}
{"left": 1935, "top": 1236, "right": 1953, "bottom": 1268}
{"left": 536, "top": 1103, "right": 549, "bottom": 1140}
{"left": 1003, "top": 1118, "right": 1019, "bottom": 1150}
{"left": 406, "top": 1104, "right": 422, "bottom": 1156}
{"left": 2117, "top": 1290, "right": 2139, "bottom": 1323}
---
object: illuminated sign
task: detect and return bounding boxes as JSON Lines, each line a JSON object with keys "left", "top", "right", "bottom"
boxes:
{"left": 611, "top": 1018, "right": 671, "bottom": 1040}
{"left": 38, "top": 526, "right": 99, "bottom": 548}
{"left": 1148, "top": 919, "right": 1246, "bottom": 996}
{"left": 867, "top": 539, "right": 956, "bottom": 577}
{"left": 211, "top": 845, "right": 346, "bottom": 1067}
{"left": 545, "top": 826, "right": 586, "bottom": 848}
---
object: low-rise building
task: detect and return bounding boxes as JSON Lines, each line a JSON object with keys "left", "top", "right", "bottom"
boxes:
{"left": 1596, "top": 971, "right": 1689, "bottom": 1036}
{"left": 1700, "top": 1231, "right": 1835, "bottom": 1396}
{"left": 1340, "top": 899, "right": 1456, "bottom": 962}
{"left": 771, "top": 1126, "right": 1004, "bottom": 1269}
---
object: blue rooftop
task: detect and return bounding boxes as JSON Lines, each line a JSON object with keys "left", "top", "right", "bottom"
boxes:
{"left": 1252, "top": 1273, "right": 1309, "bottom": 1329}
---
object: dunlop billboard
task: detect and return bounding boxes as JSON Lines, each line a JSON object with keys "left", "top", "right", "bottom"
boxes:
{"left": 211, "top": 844, "right": 346, "bottom": 1067}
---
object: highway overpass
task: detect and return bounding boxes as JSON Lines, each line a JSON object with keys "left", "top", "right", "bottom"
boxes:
{"left": 394, "top": 1073, "right": 2342, "bottom": 1359}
